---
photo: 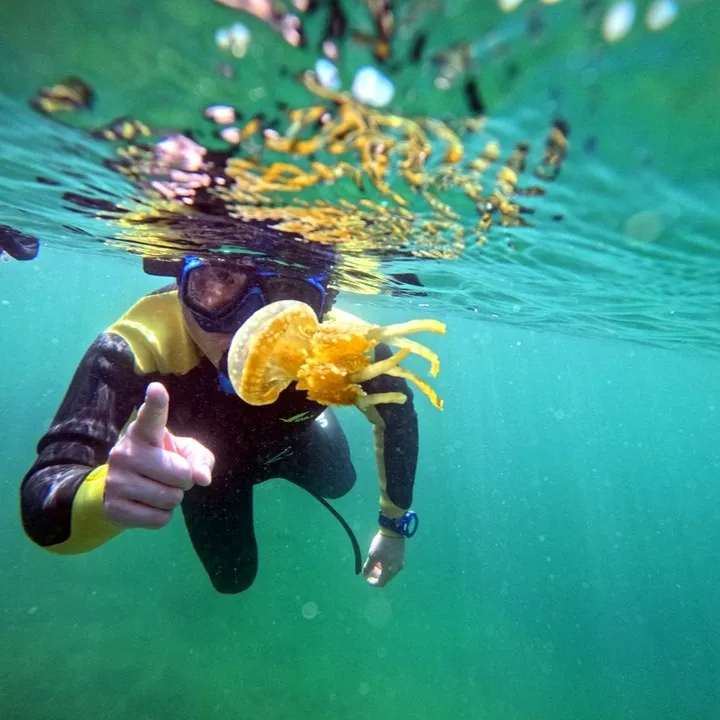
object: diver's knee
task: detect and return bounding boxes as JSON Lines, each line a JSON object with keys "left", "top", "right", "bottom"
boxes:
{"left": 208, "top": 563, "right": 258, "bottom": 594}
{"left": 320, "top": 466, "right": 357, "bottom": 499}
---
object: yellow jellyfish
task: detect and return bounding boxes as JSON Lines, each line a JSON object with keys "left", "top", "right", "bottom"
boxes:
{"left": 227, "top": 301, "right": 446, "bottom": 412}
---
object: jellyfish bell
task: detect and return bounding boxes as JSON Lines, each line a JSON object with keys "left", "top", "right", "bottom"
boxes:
{"left": 225, "top": 299, "right": 446, "bottom": 414}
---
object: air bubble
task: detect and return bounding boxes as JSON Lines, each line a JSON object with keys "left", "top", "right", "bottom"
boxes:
{"left": 646, "top": 0, "right": 677, "bottom": 31}
{"left": 315, "top": 58, "right": 340, "bottom": 91}
{"left": 301, "top": 601, "right": 318, "bottom": 619}
{"left": 497, "top": 0, "right": 524, "bottom": 11}
{"left": 352, "top": 67, "right": 395, "bottom": 108}
{"left": 603, "top": 1, "right": 636, "bottom": 43}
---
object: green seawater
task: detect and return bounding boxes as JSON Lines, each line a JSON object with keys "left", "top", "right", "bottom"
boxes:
{"left": 1, "top": 1, "right": 720, "bottom": 719}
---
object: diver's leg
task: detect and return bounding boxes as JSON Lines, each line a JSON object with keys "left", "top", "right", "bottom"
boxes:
{"left": 282, "top": 409, "right": 357, "bottom": 499}
{"left": 181, "top": 478, "right": 258, "bottom": 594}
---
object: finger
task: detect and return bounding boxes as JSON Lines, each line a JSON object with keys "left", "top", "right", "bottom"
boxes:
{"left": 110, "top": 443, "right": 193, "bottom": 491}
{"left": 173, "top": 435, "right": 215, "bottom": 487}
{"left": 376, "top": 562, "right": 402, "bottom": 588}
{"left": 366, "top": 564, "right": 383, "bottom": 586}
{"left": 104, "top": 496, "right": 172, "bottom": 530}
{"left": 362, "top": 553, "right": 379, "bottom": 579}
{"left": 117, "top": 473, "right": 184, "bottom": 511}
{"left": 129, "top": 383, "right": 170, "bottom": 448}
{"left": 369, "top": 564, "right": 390, "bottom": 588}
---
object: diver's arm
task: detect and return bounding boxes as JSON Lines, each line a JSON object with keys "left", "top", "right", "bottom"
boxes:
{"left": 362, "top": 343, "right": 419, "bottom": 528}
{"left": 359, "top": 343, "right": 417, "bottom": 586}
{"left": 20, "top": 332, "right": 145, "bottom": 554}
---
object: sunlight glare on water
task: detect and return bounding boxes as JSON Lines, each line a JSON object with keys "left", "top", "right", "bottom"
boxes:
{"left": 1, "top": 0, "right": 718, "bottom": 356}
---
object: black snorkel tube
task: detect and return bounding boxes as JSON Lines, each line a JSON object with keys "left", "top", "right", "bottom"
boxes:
{"left": 303, "top": 488, "right": 363, "bottom": 576}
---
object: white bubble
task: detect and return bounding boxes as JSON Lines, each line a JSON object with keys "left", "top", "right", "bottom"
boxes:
{"left": 315, "top": 58, "right": 340, "bottom": 91}
{"left": 352, "top": 67, "right": 394, "bottom": 108}
{"left": 220, "top": 126, "right": 242, "bottom": 145}
{"left": 204, "top": 105, "right": 236, "bottom": 125}
{"left": 301, "top": 601, "right": 318, "bottom": 619}
{"left": 215, "top": 28, "right": 231, "bottom": 50}
{"left": 215, "top": 23, "right": 251, "bottom": 58}
{"left": 364, "top": 596, "right": 393, "bottom": 628}
{"left": 623, "top": 210, "right": 664, "bottom": 243}
{"left": 603, "top": 1, "right": 636, "bottom": 43}
{"left": 646, "top": 0, "right": 677, "bottom": 32}
{"left": 229, "top": 24, "right": 251, "bottom": 58}
{"left": 497, "top": 0, "right": 524, "bottom": 10}
{"left": 249, "top": 86, "right": 266, "bottom": 102}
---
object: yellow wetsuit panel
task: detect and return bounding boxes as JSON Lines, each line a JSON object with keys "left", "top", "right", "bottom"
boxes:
{"left": 106, "top": 289, "right": 202, "bottom": 376}
{"left": 47, "top": 465, "right": 123, "bottom": 555}
{"left": 366, "top": 395, "right": 406, "bottom": 538}
{"left": 328, "top": 308, "right": 409, "bottom": 534}
{"left": 48, "top": 291, "right": 201, "bottom": 555}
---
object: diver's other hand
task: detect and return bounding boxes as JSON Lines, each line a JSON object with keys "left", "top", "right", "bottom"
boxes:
{"left": 362, "top": 532, "right": 405, "bottom": 588}
{"left": 104, "top": 382, "right": 215, "bottom": 530}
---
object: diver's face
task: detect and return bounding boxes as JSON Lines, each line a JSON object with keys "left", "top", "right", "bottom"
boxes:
{"left": 181, "top": 305, "right": 231, "bottom": 368}
{"left": 179, "top": 258, "right": 332, "bottom": 367}
{"left": 179, "top": 259, "right": 255, "bottom": 367}
{"left": 185, "top": 263, "right": 250, "bottom": 314}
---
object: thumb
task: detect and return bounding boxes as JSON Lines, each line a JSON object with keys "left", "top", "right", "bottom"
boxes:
{"left": 130, "top": 382, "right": 170, "bottom": 448}
{"left": 362, "top": 550, "right": 379, "bottom": 579}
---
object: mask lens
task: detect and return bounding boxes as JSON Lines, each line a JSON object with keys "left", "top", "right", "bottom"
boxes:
{"left": 184, "top": 263, "right": 250, "bottom": 316}
{"left": 263, "top": 274, "right": 327, "bottom": 316}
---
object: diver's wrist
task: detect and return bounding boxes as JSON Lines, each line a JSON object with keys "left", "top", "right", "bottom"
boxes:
{"left": 378, "top": 510, "right": 418, "bottom": 538}
{"left": 378, "top": 526, "right": 403, "bottom": 539}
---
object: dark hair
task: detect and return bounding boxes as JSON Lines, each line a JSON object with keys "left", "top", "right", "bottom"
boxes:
{"left": 142, "top": 227, "right": 338, "bottom": 282}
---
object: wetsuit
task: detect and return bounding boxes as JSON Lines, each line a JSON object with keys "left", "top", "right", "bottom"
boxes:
{"left": 20, "top": 287, "right": 418, "bottom": 593}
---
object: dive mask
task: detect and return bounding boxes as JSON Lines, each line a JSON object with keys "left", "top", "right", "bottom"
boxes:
{"left": 179, "top": 255, "right": 329, "bottom": 334}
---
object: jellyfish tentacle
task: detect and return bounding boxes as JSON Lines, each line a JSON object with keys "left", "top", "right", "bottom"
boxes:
{"left": 355, "top": 391, "right": 408, "bottom": 411}
{"left": 379, "top": 336, "right": 440, "bottom": 376}
{"left": 384, "top": 366, "right": 444, "bottom": 410}
{"left": 368, "top": 319, "right": 446, "bottom": 341}
{"left": 349, "top": 348, "right": 410, "bottom": 383}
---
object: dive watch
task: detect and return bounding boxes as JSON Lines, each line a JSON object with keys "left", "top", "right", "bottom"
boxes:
{"left": 378, "top": 510, "right": 418, "bottom": 538}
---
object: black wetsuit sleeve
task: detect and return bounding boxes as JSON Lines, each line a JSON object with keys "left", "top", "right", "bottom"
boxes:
{"left": 362, "top": 343, "right": 419, "bottom": 512}
{"left": 20, "top": 332, "right": 145, "bottom": 546}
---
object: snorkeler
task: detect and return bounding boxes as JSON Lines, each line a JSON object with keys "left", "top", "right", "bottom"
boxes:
{"left": 19, "top": 238, "right": 420, "bottom": 593}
